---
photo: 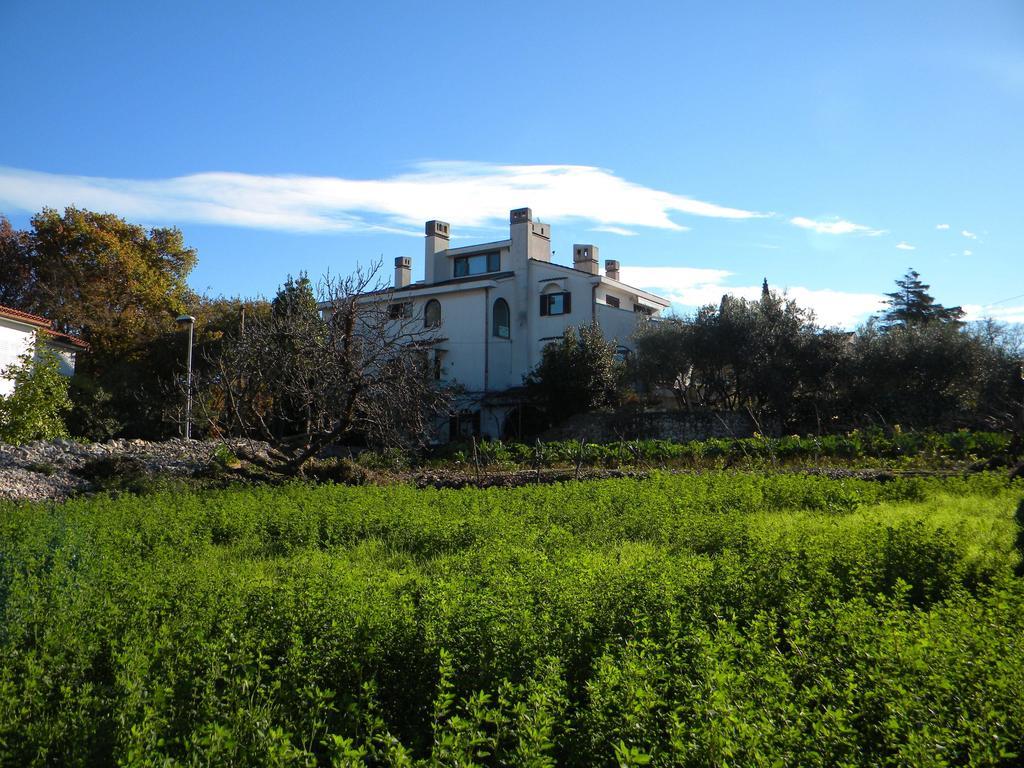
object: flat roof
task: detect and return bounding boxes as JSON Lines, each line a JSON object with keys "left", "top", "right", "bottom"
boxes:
{"left": 444, "top": 239, "right": 511, "bottom": 257}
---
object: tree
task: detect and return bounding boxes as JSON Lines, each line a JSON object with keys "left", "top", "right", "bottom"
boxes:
{"left": 25, "top": 207, "right": 198, "bottom": 358}
{"left": 0, "top": 216, "right": 34, "bottom": 309}
{"left": 0, "top": 333, "right": 72, "bottom": 444}
{"left": 0, "top": 207, "right": 199, "bottom": 439}
{"left": 633, "top": 317, "right": 695, "bottom": 409}
{"left": 525, "top": 323, "right": 624, "bottom": 424}
{"left": 633, "top": 289, "right": 845, "bottom": 430}
{"left": 880, "top": 268, "right": 964, "bottom": 328}
{"left": 199, "top": 262, "right": 451, "bottom": 473}
{"left": 844, "top": 320, "right": 987, "bottom": 428}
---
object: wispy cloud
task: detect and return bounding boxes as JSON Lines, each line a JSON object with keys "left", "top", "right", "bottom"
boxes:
{"left": 896, "top": 242, "right": 915, "bottom": 251}
{"left": 790, "top": 215, "right": 886, "bottom": 236}
{"left": 963, "top": 303, "right": 1024, "bottom": 324}
{"left": 963, "top": 250, "right": 973, "bottom": 256}
{"left": 591, "top": 225, "right": 639, "bottom": 237}
{"left": 936, "top": 223, "right": 950, "bottom": 230}
{"left": 620, "top": 266, "right": 884, "bottom": 328}
{"left": 0, "top": 162, "right": 767, "bottom": 235}
{"left": 961, "top": 229, "right": 977, "bottom": 239}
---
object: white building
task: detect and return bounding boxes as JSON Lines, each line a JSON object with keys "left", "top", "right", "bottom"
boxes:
{"left": 332, "top": 208, "right": 670, "bottom": 440}
{"left": 0, "top": 304, "right": 86, "bottom": 397}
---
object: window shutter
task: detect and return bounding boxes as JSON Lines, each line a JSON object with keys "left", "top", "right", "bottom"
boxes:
{"left": 540, "top": 296, "right": 548, "bottom": 316}
{"left": 563, "top": 292, "right": 572, "bottom": 313}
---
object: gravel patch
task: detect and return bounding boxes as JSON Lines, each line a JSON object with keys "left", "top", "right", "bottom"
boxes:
{"left": 0, "top": 438, "right": 270, "bottom": 502}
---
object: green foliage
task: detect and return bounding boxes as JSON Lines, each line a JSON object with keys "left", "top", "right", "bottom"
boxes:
{"left": 272, "top": 272, "right": 319, "bottom": 319}
{"left": 632, "top": 273, "right": 1019, "bottom": 433}
{"left": 634, "top": 288, "right": 846, "bottom": 426}
{"left": 0, "top": 473, "right": 1021, "bottom": 764}
{"left": 880, "top": 268, "right": 965, "bottom": 327}
{"left": 64, "top": 374, "right": 120, "bottom": 441}
{"left": 526, "top": 322, "right": 625, "bottom": 424}
{"left": 0, "top": 332, "right": 71, "bottom": 444}
{"left": 0, "top": 206, "right": 201, "bottom": 439}
{"left": 432, "top": 429, "right": 1013, "bottom": 471}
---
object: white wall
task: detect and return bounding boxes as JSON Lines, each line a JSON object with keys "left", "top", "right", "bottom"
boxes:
{"left": 0, "top": 319, "right": 36, "bottom": 397}
{"left": 595, "top": 303, "right": 646, "bottom": 352}
{"left": 0, "top": 319, "right": 80, "bottom": 398}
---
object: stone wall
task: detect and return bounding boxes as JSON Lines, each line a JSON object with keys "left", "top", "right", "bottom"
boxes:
{"left": 542, "top": 408, "right": 779, "bottom": 443}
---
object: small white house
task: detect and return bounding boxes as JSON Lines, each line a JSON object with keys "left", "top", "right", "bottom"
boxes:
{"left": 0, "top": 304, "right": 86, "bottom": 397}
{"left": 324, "top": 208, "right": 670, "bottom": 440}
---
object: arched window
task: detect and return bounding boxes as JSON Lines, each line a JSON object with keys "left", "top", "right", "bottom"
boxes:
{"left": 493, "top": 298, "right": 510, "bottom": 339}
{"left": 424, "top": 299, "right": 441, "bottom": 328}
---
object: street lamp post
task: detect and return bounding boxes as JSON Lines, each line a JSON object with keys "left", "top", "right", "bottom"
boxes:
{"left": 176, "top": 315, "right": 196, "bottom": 440}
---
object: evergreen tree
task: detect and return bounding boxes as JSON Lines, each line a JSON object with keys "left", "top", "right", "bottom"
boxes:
{"left": 525, "top": 323, "right": 624, "bottom": 422}
{"left": 880, "top": 268, "right": 964, "bottom": 327}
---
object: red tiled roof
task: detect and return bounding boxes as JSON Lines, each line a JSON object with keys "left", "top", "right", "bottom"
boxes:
{"left": 0, "top": 303, "right": 51, "bottom": 328}
{"left": 0, "top": 303, "right": 89, "bottom": 350}
{"left": 43, "top": 329, "right": 90, "bottom": 350}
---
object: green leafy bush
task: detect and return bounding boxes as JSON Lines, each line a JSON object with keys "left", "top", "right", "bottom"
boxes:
{"left": 0, "top": 332, "right": 71, "bottom": 444}
{"left": 0, "top": 473, "right": 1020, "bottom": 764}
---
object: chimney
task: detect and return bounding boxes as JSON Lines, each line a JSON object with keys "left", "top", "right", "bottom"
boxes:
{"left": 573, "top": 244, "right": 599, "bottom": 275}
{"left": 605, "top": 259, "right": 620, "bottom": 281}
{"left": 510, "top": 207, "right": 551, "bottom": 267}
{"left": 424, "top": 220, "right": 450, "bottom": 284}
{"left": 394, "top": 256, "right": 412, "bottom": 288}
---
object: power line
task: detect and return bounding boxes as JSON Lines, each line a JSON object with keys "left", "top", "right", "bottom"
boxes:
{"left": 982, "top": 293, "right": 1024, "bottom": 308}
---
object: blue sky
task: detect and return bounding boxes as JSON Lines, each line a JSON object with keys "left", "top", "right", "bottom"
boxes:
{"left": 1, "top": 0, "right": 1022, "bottom": 327}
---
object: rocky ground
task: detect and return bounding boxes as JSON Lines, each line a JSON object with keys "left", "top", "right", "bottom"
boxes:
{"left": 4, "top": 439, "right": 1011, "bottom": 504}
{"left": 0, "top": 438, "right": 272, "bottom": 502}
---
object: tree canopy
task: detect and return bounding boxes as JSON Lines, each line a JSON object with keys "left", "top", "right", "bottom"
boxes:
{"left": 525, "top": 323, "right": 624, "bottom": 424}
{"left": 880, "top": 268, "right": 964, "bottom": 328}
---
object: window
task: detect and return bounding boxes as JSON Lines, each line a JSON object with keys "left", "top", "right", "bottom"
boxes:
{"left": 449, "top": 411, "right": 481, "bottom": 440}
{"left": 492, "top": 298, "right": 510, "bottom": 339}
{"left": 388, "top": 302, "right": 412, "bottom": 319}
{"left": 540, "top": 291, "right": 571, "bottom": 316}
{"left": 453, "top": 251, "right": 500, "bottom": 277}
{"left": 424, "top": 299, "right": 441, "bottom": 328}
{"left": 605, "top": 295, "right": 621, "bottom": 309}
{"left": 410, "top": 348, "right": 443, "bottom": 380}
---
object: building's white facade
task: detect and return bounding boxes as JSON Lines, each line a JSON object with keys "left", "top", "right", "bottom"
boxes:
{"left": 332, "top": 208, "right": 670, "bottom": 440}
{"left": 0, "top": 306, "right": 83, "bottom": 398}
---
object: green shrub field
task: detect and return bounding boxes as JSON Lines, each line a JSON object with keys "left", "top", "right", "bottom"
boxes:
{"left": 417, "top": 429, "right": 1014, "bottom": 472}
{"left": 1, "top": 473, "right": 1023, "bottom": 766}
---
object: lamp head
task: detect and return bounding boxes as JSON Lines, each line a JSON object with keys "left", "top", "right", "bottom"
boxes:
{"left": 176, "top": 315, "right": 196, "bottom": 326}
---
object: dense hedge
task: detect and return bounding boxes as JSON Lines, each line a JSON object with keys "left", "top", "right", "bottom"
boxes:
{"left": 0, "top": 473, "right": 1022, "bottom": 765}
{"left": 421, "top": 429, "right": 1013, "bottom": 470}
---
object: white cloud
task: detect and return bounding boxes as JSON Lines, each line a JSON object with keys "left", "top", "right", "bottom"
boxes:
{"left": 620, "top": 265, "right": 884, "bottom": 328}
{"left": 936, "top": 223, "right": 950, "bottom": 230}
{"left": 790, "top": 215, "right": 886, "bottom": 236}
{"left": 961, "top": 229, "right": 977, "bottom": 239}
{"left": 896, "top": 242, "right": 915, "bottom": 250}
{"left": 963, "top": 303, "right": 1024, "bottom": 324}
{"left": 963, "top": 249, "right": 973, "bottom": 256}
{"left": 0, "top": 162, "right": 767, "bottom": 235}
{"left": 591, "top": 225, "right": 640, "bottom": 237}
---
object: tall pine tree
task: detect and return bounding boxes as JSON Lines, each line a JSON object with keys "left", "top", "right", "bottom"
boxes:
{"left": 880, "top": 268, "right": 964, "bottom": 327}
